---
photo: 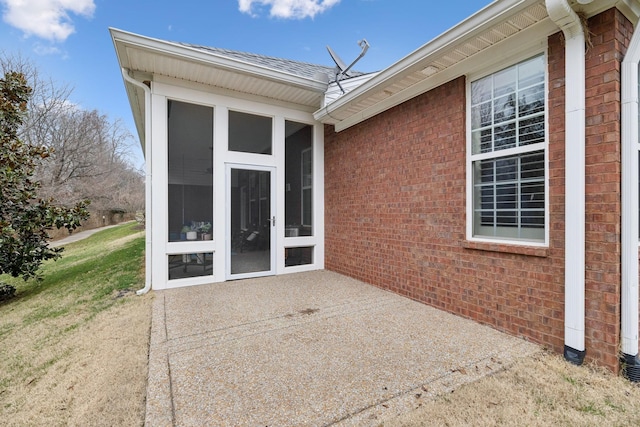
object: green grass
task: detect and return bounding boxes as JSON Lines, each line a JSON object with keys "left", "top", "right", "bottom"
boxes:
{"left": 3, "top": 222, "right": 144, "bottom": 305}
{"left": 579, "top": 402, "right": 605, "bottom": 417}
{"left": 11, "top": 224, "right": 143, "bottom": 294}
{"left": 0, "top": 222, "right": 145, "bottom": 388}
{"left": 562, "top": 374, "right": 577, "bottom": 385}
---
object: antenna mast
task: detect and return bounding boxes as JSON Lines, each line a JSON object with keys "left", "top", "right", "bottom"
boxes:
{"left": 326, "top": 39, "right": 369, "bottom": 94}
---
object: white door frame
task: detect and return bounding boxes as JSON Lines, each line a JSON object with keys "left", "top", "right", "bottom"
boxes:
{"left": 226, "top": 163, "right": 276, "bottom": 280}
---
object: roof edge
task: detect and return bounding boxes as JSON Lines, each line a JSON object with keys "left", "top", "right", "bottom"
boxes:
{"left": 314, "top": 0, "right": 640, "bottom": 130}
{"left": 110, "top": 28, "right": 330, "bottom": 92}
{"left": 313, "top": 0, "right": 539, "bottom": 125}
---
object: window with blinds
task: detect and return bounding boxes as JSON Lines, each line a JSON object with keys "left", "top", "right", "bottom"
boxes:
{"left": 469, "top": 55, "right": 546, "bottom": 242}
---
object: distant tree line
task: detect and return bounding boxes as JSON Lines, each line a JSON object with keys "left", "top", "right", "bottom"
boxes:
{"left": 1, "top": 70, "right": 89, "bottom": 289}
{"left": 2, "top": 53, "right": 144, "bottom": 221}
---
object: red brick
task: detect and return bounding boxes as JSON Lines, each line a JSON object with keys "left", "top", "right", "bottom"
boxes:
{"left": 324, "top": 8, "right": 630, "bottom": 374}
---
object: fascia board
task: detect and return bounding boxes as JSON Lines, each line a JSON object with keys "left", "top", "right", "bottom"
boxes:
{"left": 111, "top": 33, "right": 130, "bottom": 70}
{"left": 575, "top": 1, "right": 640, "bottom": 26}
{"left": 124, "top": 82, "right": 146, "bottom": 150}
{"left": 151, "top": 74, "right": 320, "bottom": 114}
{"left": 110, "top": 28, "right": 146, "bottom": 149}
{"left": 618, "top": 0, "right": 640, "bottom": 25}
{"left": 331, "top": 18, "right": 557, "bottom": 132}
{"left": 110, "top": 28, "right": 328, "bottom": 93}
{"left": 314, "top": 0, "right": 540, "bottom": 124}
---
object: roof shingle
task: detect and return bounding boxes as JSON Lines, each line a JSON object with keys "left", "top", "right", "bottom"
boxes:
{"left": 180, "top": 42, "right": 367, "bottom": 81}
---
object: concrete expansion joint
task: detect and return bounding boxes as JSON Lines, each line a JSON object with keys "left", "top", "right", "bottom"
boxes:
{"left": 144, "top": 273, "right": 541, "bottom": 425}
{"left": 166, "top": 294, "right": 406, "bottom": 355}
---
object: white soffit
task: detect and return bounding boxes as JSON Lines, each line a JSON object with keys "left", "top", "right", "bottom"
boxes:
{"left": 111, "top": 29, "right": 329, "bottom": 111}
{"left": 314, "top": 0, "right": 552, "bottom": 130}
{"left": 316, "top": 0, "right": 640, "bottom": 132}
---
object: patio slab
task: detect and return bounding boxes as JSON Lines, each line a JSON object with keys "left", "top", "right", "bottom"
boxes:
{"left": 145, "top": 270, "right": 540, "bottom": 426}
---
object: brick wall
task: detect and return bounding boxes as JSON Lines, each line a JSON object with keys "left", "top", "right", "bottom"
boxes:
{"left": 583, "top": 8, "right": 631, "bottom": 369}
{"left": 324, "top": 8, "right": 631, "bottom": 372}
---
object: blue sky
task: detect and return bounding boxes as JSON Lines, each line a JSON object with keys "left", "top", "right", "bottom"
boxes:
{"left": 0, "top": 0, "right": 493, "bottom": 167}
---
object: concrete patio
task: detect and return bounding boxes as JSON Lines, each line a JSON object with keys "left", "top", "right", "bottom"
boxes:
{"left": 145, "top": 270, "right": 540, "bottom": 426}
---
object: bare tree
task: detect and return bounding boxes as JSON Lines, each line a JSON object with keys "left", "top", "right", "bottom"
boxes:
{"left": 2, "top": 52, "right": 144, "bottom": 221}
{"left": 26, "top": 106, "right": 144, "bottom": 212}
{"left": 0, "top": 52, "right": 74, "bottom": 140}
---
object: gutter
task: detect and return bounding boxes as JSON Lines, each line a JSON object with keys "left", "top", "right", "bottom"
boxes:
{"left": 111, "top": 28, "right": 328, "bottom": 93}
{"left": 621, "top": 12, "right": 640, "bottom": 382}
{"left": 121, "top": 68, "right": 153, "bottom": 295}
{"left": 546, "top": 0, "right": 586, "bottom": 365}
{"left": 314, "top": 0, "right": 537, "bottom": 127}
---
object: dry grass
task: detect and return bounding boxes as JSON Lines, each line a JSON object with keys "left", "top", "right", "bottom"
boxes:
{"left": 384, "top": 351, "right": 640, "bottom": 427}
{"left": 105, "top": 230, "right": 145, "bottom": 251}
{"left": 1, "top": 295, "right": 152, "bottom": 427}
{"left": 3, "top": 224, "right": 640, "bottom": 426}
{"left": 0, "top": 223, "right": 151, "bottom": 427}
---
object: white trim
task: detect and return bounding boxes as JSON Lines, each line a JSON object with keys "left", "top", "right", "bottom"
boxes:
{"left": 470, "top": 142, "right": 546, "bottom": 162}
{"left": 110, "top": 28, "right": 329, "bottom": 91}
{"left": 467, "top": 235, "right": 548, "bottom": 247}
{"left": 213, "top": 106, "right": 228, "bottom": 282}
{"left": 167, "top": 241, "right": 215, "bottom": 252}
{"left": 547, "top": 0, "right": 587, "bottom": 357}
{"left": 120, "top": 70, "right": 153, "bottom": 295}
{"left": 153, "top": 74, "right": 320, "bottom": 113}
{"left": 323, "top": 73, "right": 378, "bottom": 106}
{"left": 466, "top": 51, "right": 549, "bottom": 247}
{"left": 312, "top": 122, "right": 325, "bottom": 270}
{"left": 154, "top": 80, "right": 314, "bottom": 127}
{"left": 317, "top": 0, "right": 538, "bottom": 115}
{"left": 225, "top": 163, "right": 277, "bottom": 281}
{"left": 317, "top": 0, "right": 558, "bottom": 131}
{"left": 621, "top": 14, "right": 640, "bottom": 357}
{"left": 228, "top": 109, "right": 275, "bottom": 156}
{"left": 164, "top": 98, "right": 216, "bottom": 285}
{"left": 279, "top": 118, "right": 324, "bottom": 274}
{"left": 150, "top": 93, "right": 169, "bottom": 289}
{"left": 141, "top": 79, "right": 325, "bottom": 289}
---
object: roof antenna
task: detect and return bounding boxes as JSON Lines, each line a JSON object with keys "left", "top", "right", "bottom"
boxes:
{"left": 327, "top": 39, "right": 369, "bottom": 94}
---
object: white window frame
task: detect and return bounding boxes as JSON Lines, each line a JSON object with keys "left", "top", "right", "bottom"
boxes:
{"left": 301, "top": 147, "right": 312, "bottom": 227}
{"left": 466, "top": 52, "right": 549, "bottom": 246}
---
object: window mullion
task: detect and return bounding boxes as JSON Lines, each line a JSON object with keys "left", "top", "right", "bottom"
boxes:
{"left": 471, "top": 142, "right": 545, "bottom": 162}
{"left": 517, "top": 156, "right": 522, "bottom": 237}
{"left": 493, "top": 160, "right": 498, "bottom": 236}
{"left": 470, "top": 54, "right": 546, "bottom": 243}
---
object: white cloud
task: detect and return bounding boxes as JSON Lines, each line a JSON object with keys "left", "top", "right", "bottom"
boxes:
{"left": 33, "top": 43, "right": 63, "bottom": 56}
{"left": 1, "top": 0, "right": 95, "bottom": 42}
{"left": 238, "top": 0, "right": 340, "bottom": 19}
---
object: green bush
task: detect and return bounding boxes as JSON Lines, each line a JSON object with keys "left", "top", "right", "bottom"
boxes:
{"left": 0, "top": 283, "right": 16, "bottom": 301}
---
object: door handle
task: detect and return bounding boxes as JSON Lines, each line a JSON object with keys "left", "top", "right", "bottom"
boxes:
{"left": 268, "top": 216, "right": 275, "bottom": 226}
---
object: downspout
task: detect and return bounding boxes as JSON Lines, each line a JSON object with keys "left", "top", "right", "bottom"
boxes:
{"left": 121, "top": 68, "right": 153, "bottom": 295}
{"left": 621, "top": 16, "right": 640, "bottom": 382}
{"left": 546, "top": 0, "right": 586, "bottom": 365}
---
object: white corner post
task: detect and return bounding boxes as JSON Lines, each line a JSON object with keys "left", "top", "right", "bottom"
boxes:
{"left": 546, "top": 0, "right": 586, "bottom": 365}
{"left": 621, "top": 17, "right": 640, "bottom": 381}
{"left": 121, "top": 69, "right": 153, "bottom": 295}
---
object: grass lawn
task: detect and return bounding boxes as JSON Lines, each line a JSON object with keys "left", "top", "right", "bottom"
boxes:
{"left": 383, "top": 351, "right": 640, "bottom": 426}
{"left": 2, "top": 222, "right": 640, "bottom": 426}
{"left": 0, "top": 222, "right": 151, "bottom": 426}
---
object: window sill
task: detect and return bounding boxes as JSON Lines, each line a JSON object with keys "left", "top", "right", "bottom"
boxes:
{"left": 462, "top": 240, "right": 549, "bottom": 258}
